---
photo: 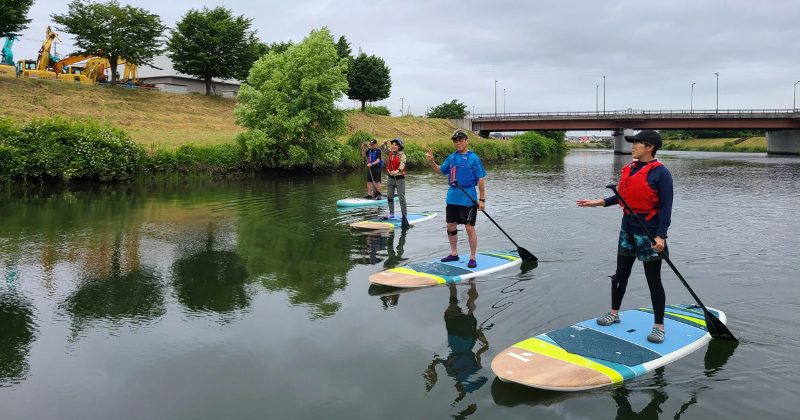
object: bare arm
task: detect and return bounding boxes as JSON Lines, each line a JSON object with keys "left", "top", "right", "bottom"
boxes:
{"left": 426, "top": 148, "right": 441, "bottom": 173}
{"left": 576, "top": 199, "right": 605, "bottom": 207}
{"left": 477, "top": 178, "right": 485, "bottom": 211}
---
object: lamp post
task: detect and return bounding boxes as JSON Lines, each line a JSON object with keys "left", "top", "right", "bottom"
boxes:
{"left": 473, "top": 105, "right": 475, "bottom": 116}
{"left": 596, "top": 85, "right": 598, "bottom": 114}
{"left": 494, "top": 79, "right": 498, "bottom": 116}
{"left": 714, "top": 72, "right": 719, "bottom": 113}
{"left": 691, "top": 82, "right": 695, "bottom": 113}
{"left": 504, "top": 88, "right": 506, "bottom": 115}
{"left": 794, "top": 81, "right": 800, "bottom": 112}
{"left": 603, "top": 75, "right": 606, "bottom": 113}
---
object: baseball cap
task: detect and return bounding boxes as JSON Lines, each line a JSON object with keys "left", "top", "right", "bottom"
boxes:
{"left": 451, "top": 129, "right": 469, "bottom": 140}
{"left": 390, "top": 138, "right": 404, "bottom": 147}
{"left": 625, "top": 129, "right": 662, "bottom": 150}
{"left": 369, "top": 139, "right": 377, "bottom": 144}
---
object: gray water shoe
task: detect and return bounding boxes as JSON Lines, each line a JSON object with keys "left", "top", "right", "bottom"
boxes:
{"left": 647, "top": 327, "right": 665, "bottom": 344}
{"left": 596, "top": 311, "right": 620, "bottom": 326}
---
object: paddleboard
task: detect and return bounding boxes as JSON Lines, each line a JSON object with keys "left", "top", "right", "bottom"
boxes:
{"left": 350, "top": 212, "right": 437, "bottom": 230}
{"left": 368, "top": 250, "right": 521, "bottom": 288}
{"left": 337, "top": 196, "right": 399, "bottom": 207}
{"left": 492, "top": 304, "right": 727, "bottom": 391}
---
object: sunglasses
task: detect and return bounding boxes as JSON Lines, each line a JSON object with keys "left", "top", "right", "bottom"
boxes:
{"left": 452, "top": 138, "right": 467, "bottom": 143}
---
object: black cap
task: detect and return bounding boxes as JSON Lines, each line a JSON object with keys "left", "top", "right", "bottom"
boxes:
{"left": 451, "top": 129, "right": 469, "bottom": 140}
{"left": 625, "top": 129, "right": 662, "bottom": 150}
{"left": 369, "top": 139, "right": 377, "bottom": 144}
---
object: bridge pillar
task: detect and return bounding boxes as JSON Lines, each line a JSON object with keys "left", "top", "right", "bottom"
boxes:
{"left": 766, "top": 130, "right": 800, "bottom": 155}
{"left": 613, "top": 128, "right": 633, "bottom": 154}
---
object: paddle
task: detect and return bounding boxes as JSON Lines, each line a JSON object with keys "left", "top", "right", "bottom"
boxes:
{"left": 605, "top": 183, "right": 738, "bottom": 342}
{"left": 452, "top": 180, "right": 537, "bottom": 262}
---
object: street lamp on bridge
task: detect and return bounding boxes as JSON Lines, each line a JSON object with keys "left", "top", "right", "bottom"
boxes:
{"left": 596, "top": 85, "right": 599, "bottom": 114}
{"left": 603, "top": 75, "right": 606, "bottom": 113}
{"left": 714, "top": 72, "right": 719, "bottom": 113}
{"left": 691, "top": 83, "right": 696, "bottom": 113}
{"left": 494, "top": 79, "right": 498, "bottom": 117}
{"left": 794, "top": 81, "right": 800, "bottom": 112}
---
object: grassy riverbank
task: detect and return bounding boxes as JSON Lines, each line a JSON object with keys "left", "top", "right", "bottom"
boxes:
{"left": 567, "top": 137, "right": 768, "bottom": 152}
{"left": 0, "top": 79, "right": 565, "bottom": 182}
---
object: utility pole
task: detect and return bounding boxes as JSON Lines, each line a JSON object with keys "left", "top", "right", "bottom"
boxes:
{"left": 691, "top": 82, "right": 696, "bottom": 113}
{"left": 494, "top": 80, "right": 498, "bottom": 116}
{"left": 400, "top": 98, "right": 405, "bottom": 116}
{"left": 714, "top": 72, "right": 719, "bottom": 113}
{"left": 603, "top": 75, "right": 606, "bottom": 113}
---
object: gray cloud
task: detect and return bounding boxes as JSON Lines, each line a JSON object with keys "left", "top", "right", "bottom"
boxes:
{"left": 12, "top": 0, "right": 800, "bottom": 119}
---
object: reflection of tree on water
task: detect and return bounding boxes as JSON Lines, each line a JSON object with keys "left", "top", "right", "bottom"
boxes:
{"left": 61, "top": 232, "right": 165, "bottom": 338}
{"left": 424, "top": 284, "right": 489, "bottom": 406}
{"left": 0, "top": 293, "right": 37, "bottom": 387}
{"left": 490, "top": 338, "right": 739, "bottom": 420}
{"left": 171, "top": 224, "right": 251, "bottom": 314}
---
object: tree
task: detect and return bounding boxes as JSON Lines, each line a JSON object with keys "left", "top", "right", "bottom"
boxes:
{"left": 428, "top": 99, "right": 467, "bottom": 119}
{"left": 234, "top": 27, "right": 349, "bottom": 169}
{"left": 0, "top": 0, "right": 34, "bottom": 37}
{"left": 52, "top": 0, "right": 166, "bottom": 86}
{"left": 168, "top": 7, "right": 261, "bottom": 95}
{"left": 347, "top": 52, "right": 391, "bottom": 113}
{"left": 334, "top": 35, "right": 351, "bottom": 61}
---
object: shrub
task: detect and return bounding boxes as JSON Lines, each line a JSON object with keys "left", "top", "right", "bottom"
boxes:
{"left": 365, "top": 105, "right": 391, "bottom": 116}
{"left": 0, "top": 116, "right": 144, "bottom": 182}
{"left": 346, "top": 130, "right": 374, "bottom": 149}
{"left": 512, "top": 131, "right": 566, "bottom": 158}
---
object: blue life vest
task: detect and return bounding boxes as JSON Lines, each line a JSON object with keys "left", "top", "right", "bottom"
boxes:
{"left": 447, "top": 151, "right": 477, "bottom": 187}
{"left": 367, "top": 148, "right": 382, "bottom": 167}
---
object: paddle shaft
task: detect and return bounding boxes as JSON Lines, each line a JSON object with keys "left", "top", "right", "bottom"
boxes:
{"left": 452, "top": 181, "right": 535, "bottom": 261}
{"left": 606, "top": 183, "right": 737, "bottom": 341}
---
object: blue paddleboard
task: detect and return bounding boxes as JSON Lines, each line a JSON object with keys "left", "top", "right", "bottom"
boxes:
{"left": 337, "top": 196, "right": 399, "bottom": 207}
{"left": 368, "top": 250, "right": 522, "bottom": 288}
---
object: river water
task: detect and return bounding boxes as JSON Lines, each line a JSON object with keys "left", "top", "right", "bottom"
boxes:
{"left": 1, "top": 150, "right": 798, "bottom": 419}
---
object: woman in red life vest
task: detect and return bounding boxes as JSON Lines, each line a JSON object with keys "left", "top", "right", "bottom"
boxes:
{"left": 577, "top": 129, "right": 674, "bottom": 344}
{"left": 381, "top": 138, "right": 410, "bottom": 229}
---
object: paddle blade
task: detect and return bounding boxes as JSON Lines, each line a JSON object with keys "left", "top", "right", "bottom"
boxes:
{"left": 704, "top": 311, "right": 738, "bottom": 342}
{"left": 517, "top": 247, "right": 538, "bottom": 262}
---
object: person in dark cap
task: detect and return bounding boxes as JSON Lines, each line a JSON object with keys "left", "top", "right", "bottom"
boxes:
{"left": 576, "top": 129, "right": 674, "bottom": 344}
{"left": 361, "top": 139, "right": 383, "bottom": 199}
{"left": 426, "top": 129, "right": 487, "bottom": 268}
{"left": 381, "top": 138, "right": 410, "bottom": 229}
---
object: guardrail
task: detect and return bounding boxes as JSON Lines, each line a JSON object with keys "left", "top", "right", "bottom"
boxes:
{"left": 472, "top": 109, "right": 800, "bottom": 119}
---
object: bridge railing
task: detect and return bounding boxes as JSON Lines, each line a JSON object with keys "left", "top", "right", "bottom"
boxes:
{"left": 472, "top": 109, "right": 799, "bottom": 119}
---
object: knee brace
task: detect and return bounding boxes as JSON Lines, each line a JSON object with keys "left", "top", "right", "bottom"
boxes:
{"left": 447, "top": 230, "right": 458, "bottom": 236}
{"left": 609, "top": 274, "right": 628, "bottom": 289}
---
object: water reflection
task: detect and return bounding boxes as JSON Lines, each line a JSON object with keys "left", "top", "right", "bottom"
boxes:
{"left": 171, "top": 225, "right": 251, "bottom": 314}
{"left": 0, "top": 293, "right": 37, "bottom": 386}
{"left": 490, "top": 338, "right": 739, "bottom": 419}
{"left": 424, "top": 284, "right": 489, "bottom": 405}
{"left": 61, "top": 232, "right": 165, "bottom": 337}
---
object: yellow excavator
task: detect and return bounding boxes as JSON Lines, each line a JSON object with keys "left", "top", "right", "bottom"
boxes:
{"left": 17, "top": 26, "right": 60, "bottom": 79}
{"left": 82, "top": 57, "right": 139, "bottom": 84}
{"left": 54, "top": 55, "right": 95, "bottom": 83}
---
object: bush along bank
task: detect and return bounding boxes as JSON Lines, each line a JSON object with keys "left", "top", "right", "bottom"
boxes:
{"left": 660, "top": 141, "right": 767, "bottom": 153}
{"left": 0, "top": 117, "right": 566, "bottom": 184}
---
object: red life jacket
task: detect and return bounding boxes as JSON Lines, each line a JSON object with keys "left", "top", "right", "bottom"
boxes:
{"left": 618, "top": 160, "right": 663, "bottom": 221}
{"left": 387, "top": 152, "right": 405, "bottom": 177}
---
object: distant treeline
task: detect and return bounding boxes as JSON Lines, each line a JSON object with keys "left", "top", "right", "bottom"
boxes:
{"left": 660, "top": 130, "right": 766, "bottom": 140}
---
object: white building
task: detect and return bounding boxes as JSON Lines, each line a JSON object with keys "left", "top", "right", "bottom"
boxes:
{"left": 137, "top": 55, "right": 241, "bottom": 97}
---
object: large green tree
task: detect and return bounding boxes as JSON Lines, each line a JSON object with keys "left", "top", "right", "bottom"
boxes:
{"left": 347, "top": 52, "right": 391, "bottom": 112}
{"left": 234, "top": 27, "right": 349, "bottom": 169}
{"left": 0, "top": 0, "right": 34, "bottom": 37}
{"left": 51, "top": 0, "right": 166, "bottom": 86}
{"left": 428, "top": 99, "right": 467, "bottom": 119}
{"left": 167, "top": 6, "right": 261, "bottom": 96}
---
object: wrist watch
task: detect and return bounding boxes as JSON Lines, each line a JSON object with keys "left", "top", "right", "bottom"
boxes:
{"left": 479, "top": 199, "right": 485, "bottom": 202}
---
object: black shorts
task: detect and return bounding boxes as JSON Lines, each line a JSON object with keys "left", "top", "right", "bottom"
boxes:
{"left": 446, "top": 204, "right": 478, "bottom": 226}
{"left": 366, "top": 166, "right": 381, "bottom": 182}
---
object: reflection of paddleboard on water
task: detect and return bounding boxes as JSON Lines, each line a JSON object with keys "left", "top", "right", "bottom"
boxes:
{"left": 336, "top": 196, "right": 399, "bottom": 207}
{"left": 350, "top": 212, "right": 436, "bottom": 230}
{"left": 368, "top": 250, "right": 522, "bottom": 288}
{"left": 492, "top": 304, "right": 729, "bottom": 391}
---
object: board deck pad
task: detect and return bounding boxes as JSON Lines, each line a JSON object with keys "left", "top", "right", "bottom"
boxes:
{"left": 492, "top": 304, "right": 727, "bottom": 391}
{"left": 350, "top": 212, "right": 436, "bottom": 230}
{"left": 336, "top": 196, "right": 399, "bottom": 207}
{"left": 368, "top": 250, "right": 521, "bottom": 288}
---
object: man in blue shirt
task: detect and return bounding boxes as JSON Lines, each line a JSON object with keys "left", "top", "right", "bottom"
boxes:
{"left": 426, "top": 129, "right": 487, "bottom": 268}
{"left": 577, "top": 129, "right": 673, "bottom": 344}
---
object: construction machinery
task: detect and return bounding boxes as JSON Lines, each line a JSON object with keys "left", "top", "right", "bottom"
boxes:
{"left": 16, "top": 26, "right": 60, "bottom": 79}
{"left": 0, "top": 35, "right": 19, "bottom": 77}
{"left": 55, "top": 55, "right": 95, "bottom": 83}
{"left": 82, "top": 57, "right": 139, "bottom": 84}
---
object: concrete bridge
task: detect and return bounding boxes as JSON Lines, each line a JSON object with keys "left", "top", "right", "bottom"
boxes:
{"left": 451, "top": 109, "right": 800, "bottom": 154}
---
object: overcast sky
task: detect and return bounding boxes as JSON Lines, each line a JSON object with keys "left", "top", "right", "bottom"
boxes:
{"left": 12, "top": 0, "right": 800, "bottom": 120}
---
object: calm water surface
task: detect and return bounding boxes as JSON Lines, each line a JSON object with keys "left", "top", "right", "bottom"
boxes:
{"left": 1, "top": 150, "right": 798, "bottom": 419}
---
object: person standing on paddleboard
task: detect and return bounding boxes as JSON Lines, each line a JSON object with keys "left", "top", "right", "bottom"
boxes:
{"left": 577, "top": 129, "right": 673, "bottom": 344}
{"left": 426, "top": 129, "right": 486, "bottom": 268}
{"left": 381, "top": 138, "right": 410, "bottom": 229}
{"left": 361, "top": 139, "right": 383, "bottom": 199}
